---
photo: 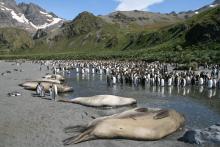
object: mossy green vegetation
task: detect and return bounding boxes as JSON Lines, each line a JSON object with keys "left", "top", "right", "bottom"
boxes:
{"left": 0, "top": 28, "right": 33, "bottom": 54}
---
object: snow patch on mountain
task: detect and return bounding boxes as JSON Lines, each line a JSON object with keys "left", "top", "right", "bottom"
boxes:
{"left": 210, "top": 4, "right": 218, "bottom": 8}
{"left": 0, "top": 2, "right": 63, "bottom": 31}
{"left": 0, "top": 4, "right": 29, "bottom": 24}
{"left": 34, "top": 17, "right": 62, "bottom": 29}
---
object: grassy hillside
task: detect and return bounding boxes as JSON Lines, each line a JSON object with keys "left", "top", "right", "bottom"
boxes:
{"left": 0, "top": 7, "right": 220, "bottom": 63}
{"left": 0, "top": 28, "right": 33, "bottom": 54}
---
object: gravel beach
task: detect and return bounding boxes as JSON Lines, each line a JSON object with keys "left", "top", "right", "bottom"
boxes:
{"left": 0, "top": 60, "right": 196, "bottom": 147}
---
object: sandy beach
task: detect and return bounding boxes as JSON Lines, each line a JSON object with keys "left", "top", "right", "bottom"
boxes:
{"left": 0, "top": 60, "right": 196, "bottom": 147}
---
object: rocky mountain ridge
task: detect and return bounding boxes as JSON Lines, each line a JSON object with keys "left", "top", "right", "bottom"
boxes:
{"left": 0, "top": 0, "right": 64, "bottom": 32}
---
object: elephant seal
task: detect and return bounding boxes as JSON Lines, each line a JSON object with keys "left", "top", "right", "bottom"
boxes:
{"left": 19, "top": 81, "right": 73, "bottom": 93}
{"left": 58, "top": 95, "right": 137, "bottom": 107}
{"left": 63, "top": 107, "right": 185, "bottom": 145}
{"left": 35, "top": 79, "right": 61, "bottom": 84}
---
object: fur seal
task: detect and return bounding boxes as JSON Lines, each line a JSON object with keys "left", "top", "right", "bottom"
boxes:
{"left": 58, "top": 95, "right": 137, "bottom": 107}
{"left": 63, "top": 107, "right": 185, "bottom": 145}
{"left": 19, "top": 81, "right": 73, "bottom": 93}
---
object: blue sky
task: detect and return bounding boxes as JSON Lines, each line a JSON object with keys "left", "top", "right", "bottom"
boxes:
{"left": 16, "top": 0, "right": 214, "bottom": 20}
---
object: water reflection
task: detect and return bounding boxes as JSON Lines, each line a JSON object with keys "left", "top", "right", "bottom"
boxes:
{"left": 65, "top": 70, "right": 220, "bottom": 99}
{"left": 199, "top": 86, "right": 204, "bottom": 93}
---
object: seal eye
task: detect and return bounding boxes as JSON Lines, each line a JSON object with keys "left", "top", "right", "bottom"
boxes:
{"left": 135, "top": 108, "right": 148, "bottom": 112}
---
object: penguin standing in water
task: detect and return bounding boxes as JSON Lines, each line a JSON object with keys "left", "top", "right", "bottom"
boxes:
{"left": 134, "top": 74, "right": 139, "bottom": 87}
{"left": 140, "top": 74, "right": 145, "bottom": 88}
{"left": 160, "top": 78, "right": 165, "bottom": 87}
{"left": 150, "top": 77, "right": 155, "bottom": 86}
{"left": 147, "top": 73, "right": 151, "bottom": 83}
{"left": 112, "top": 75, "right": 117, "bottom": 85}
{"left": 208, "top": 77, "right": 213, "bottom": 89}
{"left": 106, "top": 67, "right": 111, "bottom": 75}
{"left": 199, "top": 77, "right": 204, "bottom": 86}
{"left": 168, "top": 77, "right": 172, "bottom": 87}
{"left": 174, "top": 75, "right": 180, "bottom": 87}
{"left": 119, "top": 73, "right": 124, "bottom": 85}
{"left": 92, "top": 67, "right": 96, "bottom": 74}
{"left": 76, "top": 67, "right": 79, "bottom": 73}
{"left": 181, "top": 78, "right": 186, "bottom": 87}
{"left": 186, "top": 76, "right": 191, "bottom": 85}
{"left": 213, "top": 78, "right": 217, "bottom": 88}
{"left": 155, "top": 75, "right": 160, "bottom": 86}
{"left": 191, "top": 76, "right": 196, "bottom": 86}
{"left": 107, "top": 75, "right": 111, "bottom": 86}
{"left": 82, "top": 68, "right": 85, "bottom": 74}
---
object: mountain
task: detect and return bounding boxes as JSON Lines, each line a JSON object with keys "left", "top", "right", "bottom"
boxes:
{"left": 183, "top": 0, "right": 220, "bottom": 15}
{"left": 32, "top": 11, "right": 128, "bottom": 52}
{"left": 0, "top": 0, "right": 220, "bottom": 63}
{"left": 61, "top": 12, "right": 106, "bottom": 37}
{"left": 29, "top": 5, "right": 220, "bottom": 63}
{"left": 118, "top": 5, "right": 220, "bottom": 46}
{"left": 100, "top": 10, "right": 183, "bottom": 29}
{"left": 0, "top": 0, "right": 64, "bottom": 32}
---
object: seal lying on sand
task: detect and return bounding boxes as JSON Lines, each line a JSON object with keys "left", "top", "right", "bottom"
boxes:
{"left": 43, "top": 74, "right": 65, "bottom": 81}
{"left": 35, "top": 79, "right": 61, "bottom": 84}
{"left": 63, "top": 107, "right": 185, "bottom": 145}
{"left": 58, "top": 95, "right": 137, "bottom": 107}
{"left": 19, "top": 81, "right": 73, "bottom": 93}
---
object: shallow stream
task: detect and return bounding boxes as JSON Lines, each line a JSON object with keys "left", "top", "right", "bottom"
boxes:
{"left": 63, "top": 70, "right": 220, "bottom": 130}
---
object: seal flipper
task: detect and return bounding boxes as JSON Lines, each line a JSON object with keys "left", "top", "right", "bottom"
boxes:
{"left": 63, "top": 129, "right": 94, "bottom": 145}
{"left": 153, "top": 110, "right": 169, "bottom": 120}
{"left": 63, "top": 135, "right": 78, "bottom": 146}
{"left": 64, "top": 125, "right": 87, "bottom": 134}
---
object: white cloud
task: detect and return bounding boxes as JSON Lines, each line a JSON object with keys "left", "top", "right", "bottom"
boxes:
{"left": 115, "top": 0, "right": 164, "bottom": 11}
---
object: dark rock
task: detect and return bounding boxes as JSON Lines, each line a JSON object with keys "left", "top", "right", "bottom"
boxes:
{"left": 33, "top": 29, "right": 47, "bottom": 39}
{"left": 185, "top": 23, "right": 220, "bottom": 44}
{"left": 178, "top": 124, "right": 220, "bottom": 144}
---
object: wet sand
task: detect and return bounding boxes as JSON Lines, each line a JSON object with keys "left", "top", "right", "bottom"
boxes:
{"left": 0, "top": 61, "right": 196, "bottom": 147}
